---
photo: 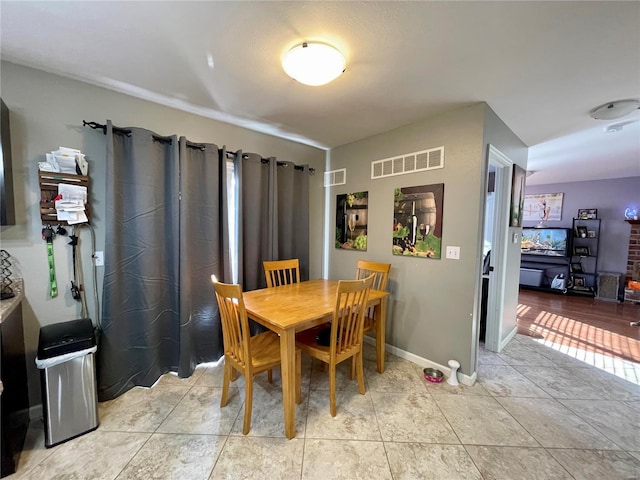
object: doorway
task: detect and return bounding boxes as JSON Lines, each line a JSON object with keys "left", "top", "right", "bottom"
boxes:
{"left": 481, "top": 145, "right": 513, "bottom": 352}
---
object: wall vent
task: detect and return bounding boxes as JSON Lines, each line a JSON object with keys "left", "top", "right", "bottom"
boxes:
{"left": 371, "top": 146, "right": 444, "bottom": 179}
{"left": 324, "top": 168, "right": 346, "bottom": 187}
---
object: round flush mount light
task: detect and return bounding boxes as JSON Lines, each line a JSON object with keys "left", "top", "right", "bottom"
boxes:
{"left": 590, "top": 99, "right": 640, "bottom": 120}
{"left": 282, "top": 42, "right": 345, "bottom": 86}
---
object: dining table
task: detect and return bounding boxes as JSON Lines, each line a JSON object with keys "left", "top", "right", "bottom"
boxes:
{"left": 242, "top": 278, "right": 388, "bottom": 439}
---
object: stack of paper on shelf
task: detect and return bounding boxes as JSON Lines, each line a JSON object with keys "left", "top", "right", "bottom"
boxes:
{"left": 55, "top": 183, "right": 88, "bottom": 224}
{"left": 38, "top": 147, "right": 88, "bottom": 175}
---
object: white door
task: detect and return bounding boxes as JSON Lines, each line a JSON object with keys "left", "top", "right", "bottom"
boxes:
{"left": 482, "top": 145, "right": 513, "bottom": 352}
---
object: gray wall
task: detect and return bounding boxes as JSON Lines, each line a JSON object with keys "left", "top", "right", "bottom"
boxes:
{"left": 0, "top": 61, "right": 325, "bottom": 408}
{"left": 525, "top": 176, "right": 640, "bottom": 275}
{"left": 328, "top": 103, "right": 491, "bottom": 375}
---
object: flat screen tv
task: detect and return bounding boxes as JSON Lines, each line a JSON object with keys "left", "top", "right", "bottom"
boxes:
{"left": 521, "top": 227, "right": 570, "bottom": 256}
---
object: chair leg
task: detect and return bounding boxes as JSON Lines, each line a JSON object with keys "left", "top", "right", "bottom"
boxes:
{"left": 220, "top": 360, "right": 232, "bottom": 408}
{"left": 268, "top": 369, "right": 273, "bottom": 383}
{"left": 350, "top": 356, "right": 356, "bottom": 380}
{"left": 356, "top": 351, "right": 365, "bottom": 395}
{"left": 329, "top": 362, "right": 337, "bottom": 417}
{"left": 296, "top": 349, "right": 302, "bottom": 404}
{"left": 243, "top": 374, "right": 253, "bottom": 435}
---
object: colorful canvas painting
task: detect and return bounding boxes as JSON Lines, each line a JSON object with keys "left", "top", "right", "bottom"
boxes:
{"left": 335, "top": 192, "right": 368, "bottom": 250}
{"left": 392, "top": 184, "right": 444, "bottom": 259}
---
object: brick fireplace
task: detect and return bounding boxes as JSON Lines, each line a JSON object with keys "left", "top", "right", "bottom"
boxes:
{"left": 625, "top": 219, "right": 640, "bottom": 303}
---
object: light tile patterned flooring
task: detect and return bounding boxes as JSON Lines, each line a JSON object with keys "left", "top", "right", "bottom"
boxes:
{"left": 9, "top": 336, "right": 640, "bottom": 479}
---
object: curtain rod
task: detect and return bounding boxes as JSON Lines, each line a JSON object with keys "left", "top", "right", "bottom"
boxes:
{"left": 83, "top": 120, "right": 172, "bottom": 144}
{"left": 85, "top": 121, "right": 313, "bottom": 174}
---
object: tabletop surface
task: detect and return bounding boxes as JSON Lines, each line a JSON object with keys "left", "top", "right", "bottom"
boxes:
{"left": 242, "top": 279, "right": 387, "bottom": 330}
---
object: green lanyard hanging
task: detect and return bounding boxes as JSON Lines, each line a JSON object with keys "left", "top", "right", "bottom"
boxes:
{"left": 42, "top": 227, "right": 57, "bottom": 298}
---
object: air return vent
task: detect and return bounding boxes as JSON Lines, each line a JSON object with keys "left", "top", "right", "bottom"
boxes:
{"left": 371, "top": 146, "right": 444, "bottom": 179}
{"left": 324, "top": 168, "right": 346, "bottom": 187}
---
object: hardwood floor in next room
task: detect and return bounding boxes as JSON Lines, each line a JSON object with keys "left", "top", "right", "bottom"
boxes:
{"left": 517, "top": 288, "right": 640, "bottom": 373}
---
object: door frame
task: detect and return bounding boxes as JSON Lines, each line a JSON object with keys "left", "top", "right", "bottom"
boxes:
{"left": 483, "top": 145, "right": 513, "bottom": 352}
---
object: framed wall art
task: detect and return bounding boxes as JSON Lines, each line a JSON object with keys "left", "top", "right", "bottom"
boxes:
{"left": 510, "top": 164, "right": 526, "bottom": 227}
{"left": 523, "top": 193, "right": 564, "bottom": 223}
{"left": 335, "top": 192, "right": 368, "bottom": 250}
{"left": 577, "top": 208, "right": 598, "bottom": 220}
{"left": 392, "top": 183, "right": 444, "bottom": 259}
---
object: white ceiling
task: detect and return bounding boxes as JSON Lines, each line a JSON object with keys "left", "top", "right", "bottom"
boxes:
{"left": 1, "top": 1, "right": 639, "bottom": 186}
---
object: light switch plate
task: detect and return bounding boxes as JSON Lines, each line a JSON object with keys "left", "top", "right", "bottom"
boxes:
{"left": 94, "top": 251, "right": 104, "bottom": 266}
{"left": 445, "top": 246, "right": 460, "bottom": 260}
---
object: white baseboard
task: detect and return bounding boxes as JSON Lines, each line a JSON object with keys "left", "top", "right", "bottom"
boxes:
{"left": 499, "top": 326, "right": 518, "bottom": 351}
{"left": 363, "top": 336, "right": 477, "bottom": 386}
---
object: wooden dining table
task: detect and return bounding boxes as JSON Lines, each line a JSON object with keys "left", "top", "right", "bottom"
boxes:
{"left": 242, "top": 278, "right": 388, "bottom": 439}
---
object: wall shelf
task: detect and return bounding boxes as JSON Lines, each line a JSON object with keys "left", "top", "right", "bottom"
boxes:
{"left": 38, "top": 171, "right": 90, "bottom": 225}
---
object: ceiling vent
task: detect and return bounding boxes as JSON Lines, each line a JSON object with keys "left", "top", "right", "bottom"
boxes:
{"left": 324, "top": 168, "right": 346, "bottom": 187}
{"left": 371, "top": 146, "right": 444, "bottom": 179}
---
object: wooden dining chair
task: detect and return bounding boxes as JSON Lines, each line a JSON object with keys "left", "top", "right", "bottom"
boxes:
{"left": 356, "top": 260, "right": 391, "bottom": 335}
{"left": 211, "top": 275, "right": 301, "bottom": 435}
{"left": 296, "top": 274, "right": 375, "bottom": 416}
{"left": 263, "top": 259, "right": 300, "bottom": 287}
{"left": 354, "top": 260, "right": 391, "bottom": 375}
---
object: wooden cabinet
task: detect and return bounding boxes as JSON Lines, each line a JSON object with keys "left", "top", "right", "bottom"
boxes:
{"left": 1, "top": 283, "right": 29, "bottom": 477}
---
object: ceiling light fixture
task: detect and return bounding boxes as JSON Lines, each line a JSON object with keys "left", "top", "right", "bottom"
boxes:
{"left": 589, "top": 99, "right": 640, "bottom": 120}
{"left": 282, "top": 42, "right": 345, "bottom": 86}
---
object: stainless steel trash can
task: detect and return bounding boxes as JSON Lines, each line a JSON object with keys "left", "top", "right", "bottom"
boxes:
{"left": 36, "top": 318, "right": 98, "bottom": 448}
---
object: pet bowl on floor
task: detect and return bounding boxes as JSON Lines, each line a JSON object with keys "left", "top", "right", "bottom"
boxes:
{"left": 423, "top": 368, "right": 444, "bottom": 383}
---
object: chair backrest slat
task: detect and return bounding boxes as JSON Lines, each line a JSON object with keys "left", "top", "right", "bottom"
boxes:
{"left": 263, "top": 259, "right": 300, "bottom": 288}
{"left": 355, "top": 260, "right": 391, "bottom": 291}
{"left": 355, "top": 260, "right": 390, "bottom": 319}
{"left": 332, "top": 274, "right": 375, "bottom": 356}
{"left": 212, "top": 277, "right": 251, "bottom": 370}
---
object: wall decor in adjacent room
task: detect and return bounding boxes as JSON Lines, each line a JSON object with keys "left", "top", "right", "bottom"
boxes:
{"left": 510, "top": 164, "right": 526, "bottom": 227}
{"left": 335, "top": 192, "right": 368, "bottom": 250}
{"left": 523, "top": 192, "right": 564, "bottom": 223}
{"left": 392, "top": 183, "right": 444, "bottom": 259}
{"left": 577, "top": 208, "right": 598, "bottom": 220}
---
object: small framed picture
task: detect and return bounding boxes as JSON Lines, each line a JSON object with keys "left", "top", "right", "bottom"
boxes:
{"left": 574, "top": 277, "right": 585, "bottom": 287}
{"left": 587, "top": 230, "right": 596, "bottom": 238}
{"left": 574, "top": 246, "right": 590, "bottom": 256}
{"left": 571, "top": 262, "right": 583, "bottom": 273}
{"left": 575, "top": 226, "right": 588, "bottom": 238}
{"left": 577, "top": 208, "right": 598, "bottom": 220}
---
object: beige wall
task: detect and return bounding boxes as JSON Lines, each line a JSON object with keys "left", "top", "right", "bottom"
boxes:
{"left": 0, "top": 62, "right": 325, "bottom": 408}
{"left": 327, "top": 104, "right": 488, "bottom": 375}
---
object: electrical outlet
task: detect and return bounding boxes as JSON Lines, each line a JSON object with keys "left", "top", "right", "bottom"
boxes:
{"left": 94, "top": 251, "right": 104, "bottom": 266}
{"left": 445, "top": 246, "right": 460, "bottom": 260}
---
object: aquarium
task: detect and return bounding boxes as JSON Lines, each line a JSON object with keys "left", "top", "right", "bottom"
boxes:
{"left": 521, "top": 228, "right": 570, "bottom": 256}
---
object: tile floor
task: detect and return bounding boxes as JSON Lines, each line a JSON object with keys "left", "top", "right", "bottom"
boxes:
{"left": 9, "top": 335, "right": 640, "bottom": 479}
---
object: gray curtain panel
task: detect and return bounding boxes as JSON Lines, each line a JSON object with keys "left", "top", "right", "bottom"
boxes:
{"left": 237, "top": 152, "right": 278, "bottom": 292}
{"left": 177, "top": 137, "right": 227, "bottom": 377}
{"left": 237, "top": 153, "right": 310, "bottom": 291}
{"left": 98, "top": 122, "right": 226, "bottom": 400}
{"left": 277, "top": 162, "right": 310, "bottom": 281}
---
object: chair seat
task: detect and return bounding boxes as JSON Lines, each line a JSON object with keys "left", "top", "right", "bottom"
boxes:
{"left": 296, "top": 326, "right": 359, "bottom": 364}
{"left": 249, "top": 331, "right": 282, "bottom": 370}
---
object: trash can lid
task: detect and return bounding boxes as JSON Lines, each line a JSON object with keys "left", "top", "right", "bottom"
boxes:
{"left": 38, "top": 318, "right": 96, "bottom": 359}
